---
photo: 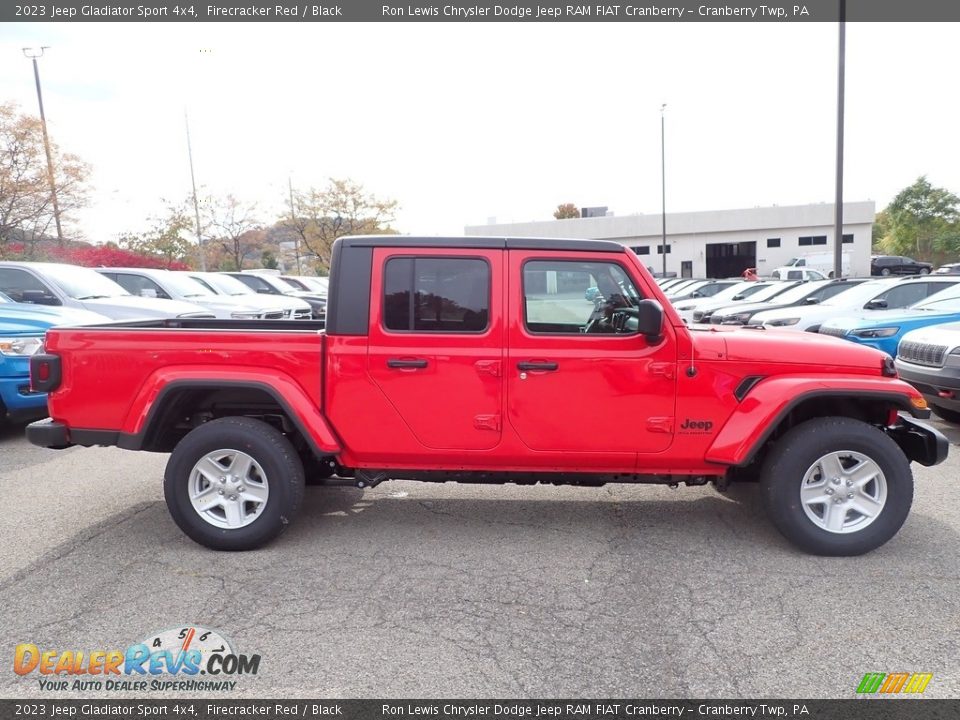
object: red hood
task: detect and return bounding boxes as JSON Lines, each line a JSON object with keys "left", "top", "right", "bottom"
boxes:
{"left": 691, "top": 327, "right": 887, "bottom": 372}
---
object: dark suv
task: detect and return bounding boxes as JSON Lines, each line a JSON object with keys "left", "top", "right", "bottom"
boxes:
{"left": 871, "top": 255, "right": 932, "bottom": 276}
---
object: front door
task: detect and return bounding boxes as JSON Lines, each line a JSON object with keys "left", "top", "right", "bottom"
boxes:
{"left": 367, "top": 247, "right": 504, "bottom": 451}
{"left": 506, "top": 251, "right": 677, "bottom": 455}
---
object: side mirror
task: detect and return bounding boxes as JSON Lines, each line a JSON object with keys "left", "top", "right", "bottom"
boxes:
{"left": 691, "top": 291, "right": 702, "bottom": 298}
{"left": 636, "top": 299, "right": 664, "bottom": 343}
{"left": 139, "top": 288, "right": 158, "bottom": 299}
{"left": 865, "top": 299, "right": 887, "bottom": 309}
{"left": 257, "top": 288, "right": 273, "bottom": 294}
{"left": 20, "top": 289, "right": 61, "bottom": 306}
{"left": 732, "top": 294, "right": 744, "bottom": 301}
{"left": 805, "top": 297, "right": 820, "bottom": 305}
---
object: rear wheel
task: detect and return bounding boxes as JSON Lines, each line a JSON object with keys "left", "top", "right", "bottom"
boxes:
{"left": 919, "top": 267, "right": 930, "bottom": 275}
{"left": 880, "top": 268, "right": 892, "bottom": 276}
{"left": 164, "top": 417, "right": 305, "bottom": 550}
{"left": 931, "top": 404, "right": 960, "bottom": 424}
{"left": 760, "top": 417, "right": 913, "bottom": 556}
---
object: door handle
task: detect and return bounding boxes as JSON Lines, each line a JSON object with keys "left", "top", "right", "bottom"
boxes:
{"left": 517, "top": 361, "right": 558, "bottom": 372}
{"left": 387, "top": 358, "right": 428, "bottom": 369}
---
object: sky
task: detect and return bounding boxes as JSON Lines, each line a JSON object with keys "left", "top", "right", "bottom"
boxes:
{"left": 1, "top": 21, "right": 958, "bottom": 243}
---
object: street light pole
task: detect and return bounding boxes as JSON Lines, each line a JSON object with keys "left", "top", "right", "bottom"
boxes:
{"left": 833, "top": 0, "right": 846, "bottom": 279}
{"left": 288, "top": 177, "right": 302, "bottom": 275}
{"left": 184, "top": 111, "right": 206, "bottom": 271}
{"left": 660, "top": 103, "right": 667, "bottom": 278}
{"left": 22, "top": 47, "right": 64, "bottom": 244}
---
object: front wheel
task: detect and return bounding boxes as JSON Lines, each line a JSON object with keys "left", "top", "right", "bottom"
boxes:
{"left": 880, "top": 268, "right": 892, "bottom": 276}
{"left": 760, "top": 417, "right": 913, "bottom": 556}
{"left": 164, "top": 416, "right": 305, "bottom": 550}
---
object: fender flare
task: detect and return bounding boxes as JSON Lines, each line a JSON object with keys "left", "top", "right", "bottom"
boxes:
{"left": 705, "top": 376, "right": 927, "bottom": 467}
{"left": 118, "top": 366, "right": 340, "bottom": 456}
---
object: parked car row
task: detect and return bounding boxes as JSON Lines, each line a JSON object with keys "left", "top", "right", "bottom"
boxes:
{"left": 0, "top": 261, "right": 328, "bottom": 422}
{"left": 659, "top": 271, "right": 960, "bottom": 426}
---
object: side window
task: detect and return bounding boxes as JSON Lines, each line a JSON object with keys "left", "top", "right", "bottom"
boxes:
{"left": 0, "top": 268, "right": 56, "bottom": 303}
{"left": 114, "top": 274, "right": 169, "bottom": 299}
{"left": 523, "top": 260, "right": 642, "bottom": 335}
{"left": 383, "top": 257, "right": 489, "bottom": 333}
{"left": 786, "top": 270, "right": 802, "bottom": 280}
{"left": 816, "top": 283, "right": 854, "bottom": 301}
{"left": 876, "top": 283, "right": 928, "bottom": 308}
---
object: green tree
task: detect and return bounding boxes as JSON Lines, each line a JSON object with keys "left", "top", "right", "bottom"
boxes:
{"left": 553, "top": 203, "right": 579, "bottom": 220}
{"left": 261, "top": 249, "right": 279, "bottom": 269}
{"left": 119, "top": 203, "right": 195, "bottom": 268}
{"left": 285, "top": 178, "right": 398, "bottom": 273}
{"left": 875, "top": 177, "right": 960, "bottom": 263}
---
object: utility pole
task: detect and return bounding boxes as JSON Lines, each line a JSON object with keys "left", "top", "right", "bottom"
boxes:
{"left": 660, "top": 103, "right": 667, "bottom": 278}
{"left": 22, "top": 47, "right": 64, "bottom": 245}
{"left": 184, "top": 111, "right": 206, "bottom": 271}
{"left": 833, "top": 0, "right": 846, "bottom": 279}
{"left": 288, "top": 177, "right": 302, "bottom": 275}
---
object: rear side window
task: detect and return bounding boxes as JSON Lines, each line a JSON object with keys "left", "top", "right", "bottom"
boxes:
{"left": 383, "top": 257, "right": 490, "bottom": 333}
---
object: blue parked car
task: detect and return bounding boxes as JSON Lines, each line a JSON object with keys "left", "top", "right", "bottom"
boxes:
{"left": 0, "top": 292, "right": 108, "bottom": 422}
{"left": 818, "top": 284, "right": 960, "bottom": 356}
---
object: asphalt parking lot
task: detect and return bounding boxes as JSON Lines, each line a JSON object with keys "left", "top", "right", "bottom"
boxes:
{"left": 0, "top": 419, "right": 958, "bottom": 699}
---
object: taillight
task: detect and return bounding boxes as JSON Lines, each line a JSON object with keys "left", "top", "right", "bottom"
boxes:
{"left": 30, "top": 353, "right": 61, "bottom": 393}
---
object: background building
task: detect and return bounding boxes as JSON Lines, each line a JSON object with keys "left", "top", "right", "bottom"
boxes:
{"left": 466, "top": 201, "right": 874, "bottom": 278}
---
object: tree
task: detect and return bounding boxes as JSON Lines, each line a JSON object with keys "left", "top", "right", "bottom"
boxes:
{"left": 875, "top": 177, "right": 960, "bottom": 263}
{"left": 202, "top": 194, "right": 262, "bottom": 271}
{"left": 119, "top": 203, "right": 195, "bottom": 268}
{"left": 285, "top": 178, "right": 398, "bottom": 272}
{"left": 553, "top": 203, "right": 580, "bottom": 220}
{"left": 0, "top": 103, "right": 90, "bottom": 250}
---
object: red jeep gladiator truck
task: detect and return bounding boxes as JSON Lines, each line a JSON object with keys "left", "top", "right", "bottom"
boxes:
{"left": 27, "top": 236, "right": 947, "bottom": 555}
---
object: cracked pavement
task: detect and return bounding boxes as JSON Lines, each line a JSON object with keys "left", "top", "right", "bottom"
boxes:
{"left": 0, "top": 420, "right": 958, "bottom": 699}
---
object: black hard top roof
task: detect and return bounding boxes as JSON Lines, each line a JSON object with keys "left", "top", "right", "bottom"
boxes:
{"left": 337, "top": 235, "right": 626, "bottom": 253}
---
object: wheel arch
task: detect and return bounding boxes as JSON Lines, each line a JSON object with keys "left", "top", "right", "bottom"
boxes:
{"left": 119, "top": 375, "right": 340, "bottom": 457}
{"left": 706, "top": 381, "right": 928, "bottom": 469}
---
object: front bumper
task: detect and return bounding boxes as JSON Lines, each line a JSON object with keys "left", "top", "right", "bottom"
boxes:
{"left": 0, "top": 375, "right": 48, "bottom": 422}
{"left": 887, "top": 416, "right": 949, "bottom": 467}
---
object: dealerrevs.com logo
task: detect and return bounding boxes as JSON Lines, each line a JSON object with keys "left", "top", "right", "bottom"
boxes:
{"left": 856, "top": 672, "right": 933, "bottom": 695}
{"left": 13, "top": 626, "right": 261, "bottom": 692}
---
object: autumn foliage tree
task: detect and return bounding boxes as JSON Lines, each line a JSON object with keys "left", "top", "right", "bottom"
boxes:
{"left": 118, "top": 203, "right": 196, "bottom": 268}
{"left": 0, "top": 103, "right": 90, "bottom": 252}
{"left": 202, "top": 194, "right": 262, "bottom": 270}
{"left": 553, "top": 203, "right": 580, "bottom": 220}
{"left": 285, "top": 178, "right": 398, "bottom": 272}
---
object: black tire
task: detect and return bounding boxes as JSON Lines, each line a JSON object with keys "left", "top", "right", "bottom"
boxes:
{"left": 930, "top": 404, "right": 960, "bottom": 425}
{"left": 760, "top": 417, "right": 913, "bottom": 556}
{"left": 164, "top": 417, "right": 305, "bottom": 551}
{"left": 880, "top": 268, "right": 892, "bottom": 276}
{"left": 919, "top": 267, "right": 930, "bottom": 275}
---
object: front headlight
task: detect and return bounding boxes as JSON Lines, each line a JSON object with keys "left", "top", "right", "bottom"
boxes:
{"left": 724, "top": 312, "right": 752, "bottom": 324}
{"left": 765, "top": 317, "right": 800, "bottom": 327}
{"left": 851, "top": 327, "right": 899, "bottom": 338}
{"left": 0, "top": 336, "right": 44, "bottom": 357}
{"left": 230, "top": 311, "right": 260, "bottom": 319}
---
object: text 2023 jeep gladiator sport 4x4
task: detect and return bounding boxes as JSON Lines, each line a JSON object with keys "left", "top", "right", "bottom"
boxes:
{"left": 26, "top": 237, "right": 948, "bottom": 555}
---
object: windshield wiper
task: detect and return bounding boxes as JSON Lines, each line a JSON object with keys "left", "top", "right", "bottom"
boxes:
{"left": 77, "top": 294, "right": 112, "bottom": 300}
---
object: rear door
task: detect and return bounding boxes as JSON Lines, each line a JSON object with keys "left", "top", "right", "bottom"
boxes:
{"left": 505, "top": 251, "right": 677, "bottom": 455}
{"left": 367, "top": 247, "right": 504, "bottom": 451}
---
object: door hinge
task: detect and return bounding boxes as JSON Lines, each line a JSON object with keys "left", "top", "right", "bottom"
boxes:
{"left": 649, "top": 362, "right": 676, "bottom": 379}
{"left": 475, "top": 360, "right": 501, "bottom": 377}
{"left": 474, "top": 414, "right": 501, "bottom": 431}
{"left": 647, "top": 417, "right": 674, "bottom": 433}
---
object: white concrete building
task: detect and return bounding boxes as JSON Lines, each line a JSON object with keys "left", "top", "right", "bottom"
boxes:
{"left": 465, "top": 201, "right": 874, "bottom": 278}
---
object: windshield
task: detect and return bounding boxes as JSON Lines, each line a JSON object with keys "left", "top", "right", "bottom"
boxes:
{"left": 913, "top": 297, "right": 960, "bottom": 312}
{"left": 748, "top": 282, "right": 799, "bottom": 302}
{"left": 912, "top": 284, "right": 960, "bottom": 310}
{"left": 700, "top": 281, "right": 761, "bottom": 303}
{"left": 194, "top": 273, "right": 256, "bottom": 296}
{"left": 43, "top": 264, "right": 130, "bottom": 299}
{"left": 290, "top": 276, "right": 328, "bottom": 292}
{"left": 159, "top": 273, "right": 216, "bottom": 298}
{"left": 270, "top": 276, "right": 300, "bottom": 291}
{"left": 767, "top": 281, "right": 830, "bottom": 304}
{"left": 822, "top": 280, "right": 896, "bottom": 307}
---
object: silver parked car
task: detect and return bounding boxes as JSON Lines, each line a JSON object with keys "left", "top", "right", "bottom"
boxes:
{"left": 96, "top": 268, "right": 266, "bottom": 320}
{"left": 185, "top": 272, "right": 312, "bottom": 319}
{"left": 0, "top": 262, "right": 214, "bottom": 320}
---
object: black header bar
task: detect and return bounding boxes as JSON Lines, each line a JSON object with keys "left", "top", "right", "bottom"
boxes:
{"left": 4, "top": 0, "right": 960, "bottom": 23}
